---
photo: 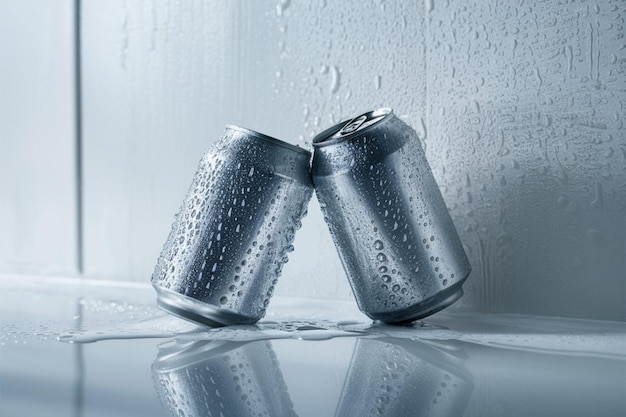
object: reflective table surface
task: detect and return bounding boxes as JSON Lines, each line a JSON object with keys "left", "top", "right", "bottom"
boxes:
{"left": 1, "top": 275, "right": 624, "bottom": 417}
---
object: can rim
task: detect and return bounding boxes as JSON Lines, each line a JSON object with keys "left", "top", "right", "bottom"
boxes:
{"left": 226, "top": 125, "right": 311, "bottom": 157}
{"left": 311, "top": 108, "right": 394, "bottom": 147}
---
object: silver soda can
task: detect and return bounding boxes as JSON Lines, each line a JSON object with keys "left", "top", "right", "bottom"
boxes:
{"left": 152, "top": 340, "right": 297, "bottom": 417}
{"left": 152, "top": 126, "right": 313, "bottom": 326}
{"left": 334, "top": 338, "right": 473, "bottom": 417}
{"left": 312, "top": 109, "right": 471, "bottom": 324}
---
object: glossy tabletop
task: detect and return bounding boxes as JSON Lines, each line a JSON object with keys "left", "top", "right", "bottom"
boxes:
{"left": 1, "top": 275, "right": 624, "bottom": 417}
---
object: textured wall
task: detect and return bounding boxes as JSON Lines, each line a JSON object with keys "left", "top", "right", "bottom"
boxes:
{"left": 82, "top": 0, "right": 625, "bottom": 320}
{"left": 427, "top": 0, "right": 626, "bottom": 319}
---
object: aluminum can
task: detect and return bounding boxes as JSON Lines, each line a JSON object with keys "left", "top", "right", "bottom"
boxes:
{"left": 152, "top": 126, "right": 313, "bottom": 326}
{"left": 334, "top": 338, "right": 473, "bottom": 417}
{"left": 152, "top": 339, "right": 297, "bottom": 417}
{"left": 312, "top": 109, "right": 471, "bottom": 324}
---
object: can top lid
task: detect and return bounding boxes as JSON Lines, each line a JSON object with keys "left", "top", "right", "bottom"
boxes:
{"left": 225, "top": 125, "right": 311, "bottom": 157}
{"left": 312, "top": 108, "right": 393, "bottom": 146}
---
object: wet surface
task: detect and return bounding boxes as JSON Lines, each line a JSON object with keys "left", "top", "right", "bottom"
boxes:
{"left": 1, "top": 275, "right": 625, "bottom": 416}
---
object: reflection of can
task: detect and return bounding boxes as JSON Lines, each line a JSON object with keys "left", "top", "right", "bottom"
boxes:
{"left": 312, "top": 109, "right": 471, "bottom": 324}
{"left": 334, "top": 338, "right": 473, "bottom": 417}
{"left": 152, "top": 126, "right": 313, "bottom": 326}
{"left": 152, "top": 340, "right": 298, "bottom": 417}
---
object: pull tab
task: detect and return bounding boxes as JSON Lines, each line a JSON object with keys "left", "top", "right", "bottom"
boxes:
{"left": 331, "top": 108, "right": 392, "bottom": 140}
{"left": 339, "top": 115, "right": 368, "bottom": 136}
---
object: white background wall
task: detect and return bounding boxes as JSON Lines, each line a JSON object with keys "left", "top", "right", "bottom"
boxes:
{"left": 1, "top": 0, "right": 624, "bottom": 320}
{"left": 0, "top": 0, "right": 78, "bottom": 276}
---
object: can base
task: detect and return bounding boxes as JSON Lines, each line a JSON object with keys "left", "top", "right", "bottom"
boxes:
{"left": 154, "top": 286, "right": 259, "bottom": 327}
{"left": 369, "top": 278, "right": 467, "bottom": 325}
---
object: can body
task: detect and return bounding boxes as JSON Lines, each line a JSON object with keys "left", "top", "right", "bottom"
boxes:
{"left": 152, "top": 126, "right": 313, "bottom": 326}
{"left": 334, "top": 338, "right": 473, "bottom": 417}
{"left": 312, "top": 109, "right": 471, "bottom": 324}
{"left": 152, "top": 340, "right": 297, "bottom": 417}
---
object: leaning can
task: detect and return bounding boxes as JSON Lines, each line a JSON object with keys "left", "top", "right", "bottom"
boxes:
{"left": 152, "top": 126, "right": 313, "bottom": 326}
{"left": 311, "top": 108, "right": 471, "bottom": 324}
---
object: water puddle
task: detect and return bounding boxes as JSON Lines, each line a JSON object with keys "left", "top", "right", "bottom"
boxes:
{"left": 1, "top": 277, "right": 624, "bottom": 360}
{"left": 51, "top": 311, "right": 626, "bottom": 362}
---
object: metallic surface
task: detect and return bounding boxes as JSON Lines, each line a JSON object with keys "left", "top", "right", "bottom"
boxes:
{"left": 151, "top": 126, "right": 313, "bottom": 326}
{"left": 334, "top": 338, "right": 473, "bottom": 417}
{"left": 152, "top": 340, "right": 297, "bottom": 417}
{"left": 312, "top": 109, "right": 471, "bottom": 323}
